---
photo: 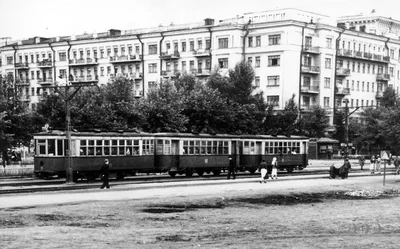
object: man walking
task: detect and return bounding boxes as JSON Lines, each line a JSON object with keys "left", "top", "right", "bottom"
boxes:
{"left": 227, "top": 156, "right": 236, "bottom": 180}
{"left": 259, "top": 159, "right": 268, "bottom": 183}
{"left": 100, "top": 159, "right": 111, "bottom": 189}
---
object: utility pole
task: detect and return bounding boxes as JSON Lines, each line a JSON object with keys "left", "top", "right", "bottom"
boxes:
{"left": 344, "top": 99, "right": 349, "bottom": 157}
{"left": 54, "top": 74, "right": 82, "bottom": 184}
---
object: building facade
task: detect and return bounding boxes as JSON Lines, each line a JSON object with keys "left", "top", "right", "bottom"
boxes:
{"left": 1, "top": 8, "right": 400, "bottom": 125}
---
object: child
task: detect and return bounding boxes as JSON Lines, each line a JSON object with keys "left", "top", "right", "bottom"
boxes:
{"left": 271, "top": 157, "right": 278, "bottom": 179}
{"left": 369, "top": 155, "right": 375, "bottom": 174}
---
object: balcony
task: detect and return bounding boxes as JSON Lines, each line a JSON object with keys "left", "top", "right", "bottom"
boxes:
{"left": 303, "top": 46, "right": 320, "bottom": 54}
{"left": 301, "top": 85, "right": 319, "bottom": 94}
{"left": 337, "top": 49, "right": 389, "bottom": 64}
{"left": 69, "top": 58, "right": 99, "bottom": 66}
{"left": 300, "top": 104, "right": 319, "bottom": 111}
{"left": 336, "top": 68, "right": 351, "bottom": 77}
{"left": 193, "top": 49, "right": 211, "bottom": 57}
{"left": 134, "top": 90, "right": 143, "bottom": 98}
{"left": 71, "top": 75, "right": 99, "bottom": 84}
{"left": 37, "top": 78, "right": 54, "bottom": 85}
{"left": 335, "top": 87, "right": 351, "bottom": 95}
{"left": 196, "top": 68, "right": 211, "bottom": 77}
{"left": 376, "top": 73, "right": 390, "bottom": 81}
{"left": 301, "top": 65, "right": 320, "bottom": 74}
{"left": 109, "top": 54, "right": 142, "bottom": 63}
{"left": 37, "top": 60, "right": 52, "bottom": 68}
{"left": 15, "top": 62, "right": 30, "bottom": 70}
{"left": 16, "top": 78, "right": 30, "bottom": 86}
{"left": 160, "top": 50, "right": 180, "bottom": 60}
{"left": 161, "top": 70, "right": 180, "bottom": 78}
{"left": 376, "top": 91, "right": 384, "bottom": 99}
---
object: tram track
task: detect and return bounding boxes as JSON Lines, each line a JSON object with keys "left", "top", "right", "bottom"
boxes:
{"left": 0, "top": 168, "right": 395, "bottom": 195}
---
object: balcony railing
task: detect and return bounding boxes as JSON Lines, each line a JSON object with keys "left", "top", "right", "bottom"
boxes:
{"left": 15, "top": 62, "right": 30, "bottom": 69}
{"left": 37, "top": 60, "right": 52, "bottom": 68}
{"left": 160, "top": 50, "right": 180, "bottom": 59}
{"left": 109, "top": 54, "right": 142, "bottom": 63}
{"left": 193, "top": 49, "right": 211, "bottom": 57}
{"left": 71, "top": 75, "right": 99, "bottom": 83}
{"left": 337, "top": 49, "right": 389, "bottom": 63}
{"left": 37, "top": 78, "right": 53, "bottom": 84}
{"left": 303, "top": 46, "right": 320, "bottom": 54}
{"left": 301, "top": 65, "right": 320, "bottom": 74}
{"left": 69, "top": 58, "right": 99, "bottom": 66}
{"left": 376, "top": 91, "right": 384, "bottom": 99}
{"left": 300, "top": 104, "right": 318, "bottom": 111}
{"left": 376, "top": 73, "right": 390, "bottom": 81}
{"left": 336, "top": 68, "right": 351, "bottom": 77}
{"left": 16, "top": 78, "right": 30, "bottom": 85}
{"left": 161, "top": 70, "right": 180, "bottom": 77}
{"left": 301, "top": 85, "right": 319, "bottom": 93}
{"left": 335, "top": 87, "right": 351, "bottom": 95}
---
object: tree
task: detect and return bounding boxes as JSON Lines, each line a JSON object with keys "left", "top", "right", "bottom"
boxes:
{"left": 264, "top": 94, "right": 299, "bottom": 136}
{"left": 299, "top": 105, "right": 330, "bottom": 137}
{"left": 380, "top": 87, "right": 398, "bottom": 108}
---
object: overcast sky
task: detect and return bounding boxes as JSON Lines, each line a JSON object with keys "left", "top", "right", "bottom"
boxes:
{"left": 1, "top": 0, "right": 399, "bottom": 41}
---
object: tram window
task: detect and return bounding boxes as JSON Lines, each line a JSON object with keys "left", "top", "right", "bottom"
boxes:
{"left": 223, "top": 141, "right": 228, "bottom": 154}
{"left": 218, "top": 141, "right": 224, "bottom": 154}
{"left": 81, "top": 147, "right": 87, "bottom": 155}
{"left": 201, "top": 141, "right": 206, "bottom": 154}
{"left": 57, "top": 140, "right": 63, "bottom": 156}
{"left": 88, "top": 147, "right": 95, "bottom": 155}
{"left": 156, "top": 140, "right": 163, "bottom": 154}
{"left": 164, "top": 140, "right": 171, "bottom": 154}
{"left": 195, "top": 141, "right": 200, "bottom": 154}
{"left": 250, "top": 142, "right": 255, "bottom": 154}
{"left": 47, "top": 139, "right": 55, "bottom": 155}
{"left": 38, "top": 139, "right": 46, "bottom": 155}
{"left": 81, "top": 140, "right": 87, "bottom": 146}
{"left": 96, "top": 147, "right": 103, "bottom": 156}
{"left": 243, "top": 141, "right": 249, "bottom": 154}
{"left": 183, "top": 141, "right": 189, "bottom": 155}
{"left": 212, "top": 141, "right": 217, "bottom": 154}
{"left": 111, "top": 140, "right": 118, "bottom": 155}
{"left": 189, "top": 141, "right": 195, "bottom": 154}
{"left": 207, "top": 141, "right": 212, "bottom": 154}
{"left": 143, "top": 139, "right": 154, "bottom": 155}
{"left": 104, "top": 147, "right": 110, "bottom": 155}
{"left": 265, "top": 142, "right": 269, "bottom": 154}
{"left": 89, "top": 140, "right": 95, "bottom": 146}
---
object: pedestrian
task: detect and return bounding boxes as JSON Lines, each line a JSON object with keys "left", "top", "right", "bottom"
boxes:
{"left": 227, "top": 156, "right": 236, "bottom": 180}
{"left": 100, "top": 159, "right": 111, "bottom": 189}
{"left": 375, "top": 155, "right": 381, "bottom": 174}
{"left": 271, "top": 157, "right": 278, "bottom": 179}
{"left": 358, "top": 155, "right": 365, "bottom": 170}
{"left": 369, "top": 155, "right": 375, "bottom": 174}
{"left": 394, "top": 156, "right": 400, "bottom": 175}
{"left": 259, "top": 159, "right": 268, "bottom": 183}
{"left": 2, "top": 150, "right": 8, "bottom": 168}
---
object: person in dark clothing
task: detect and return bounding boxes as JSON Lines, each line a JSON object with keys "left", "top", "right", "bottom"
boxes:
{"left": 100, "top": 159, "right": 111, "bottom": 189}
{"left": 2, "top": 150, "right": 9, "bottom": 168}
{"left": 227, "top": 156, "right": 236, "bottom": 180}
{"left": 259, "top": 159, "right": 268, "bottom": 183}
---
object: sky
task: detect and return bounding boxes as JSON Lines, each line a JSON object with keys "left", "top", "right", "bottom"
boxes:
{"left": 1, "top": 0, "right": 400, "bottom": 41}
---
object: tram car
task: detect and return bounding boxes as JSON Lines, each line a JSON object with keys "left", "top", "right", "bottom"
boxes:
{"left": 33, "top": 130, "right": 309, "bottom": 181}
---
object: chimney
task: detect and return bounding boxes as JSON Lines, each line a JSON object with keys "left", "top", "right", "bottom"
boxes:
{"left": 204, "top": 18, "right": 215, "bottom": 26}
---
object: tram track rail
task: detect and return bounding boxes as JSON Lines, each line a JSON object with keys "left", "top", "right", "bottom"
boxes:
{"left": 0, "top": 168, "right": 396, "bottom": 195}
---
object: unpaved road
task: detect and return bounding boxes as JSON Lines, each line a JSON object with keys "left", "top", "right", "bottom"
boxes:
{"left": 1, "top": 173, "right": 400, "bottom": 248}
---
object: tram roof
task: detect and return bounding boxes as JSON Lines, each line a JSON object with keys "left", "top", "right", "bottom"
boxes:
{"left": 34, "top": 130, "right": 308, "bottom": 140}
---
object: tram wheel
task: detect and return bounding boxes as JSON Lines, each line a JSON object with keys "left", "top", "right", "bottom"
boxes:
{"left": 212, "top": 169, "right": 221, "bottom": 176}
{"left": 286, "top": 167, "right": 294, "bottom": 173}
{"left": 185, "top": 168, "right": 194, "bottom": 177}
{"left": 116, "top": 172, "right": 125, "bottom": 180}
{"left": 248, "top": 168, "right": 257, "bottom": 174}
{"left": 196, "top": 169, "right": 205, "bottom": 177}
{"left": 168, "top": 171, "right": 177, "bottom": 177}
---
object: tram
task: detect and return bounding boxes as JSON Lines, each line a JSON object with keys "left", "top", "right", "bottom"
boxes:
{"left": 33, "top": 130, "right": 309, "bottom": 181}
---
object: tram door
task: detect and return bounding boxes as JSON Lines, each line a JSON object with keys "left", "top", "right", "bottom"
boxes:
{"left": 255, "top": 142, "right": 262, "bottom": 164}
{"left": 302, "top": 141, "right": 308, "bottom": 166}
{"left": 171, "top": 140, "right": 180, "bottom": 168}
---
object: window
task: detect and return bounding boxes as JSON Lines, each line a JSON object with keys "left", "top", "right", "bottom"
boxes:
{"left": 218, "top": 38, "right": 228, "bottom": 48}
{"left": 197, "top": 40, "right": 203, "bottom": 50}
{"left": 372, "top": 82, "right": 375, "bottom": 92}
{"left": 362, "top": 82, "right": 365, "bottom": 92}
{"left": 86, "top": 50, "right": 91, "bottom": 58}
{"left": 181, "top": 42, "right": 186, "bottom": 52}
{"left": 367, "top": 82, "right": 369, "bottom": 92}
{"left": 325, "top": 58, "right": 331, "bottom": 69}
{"left": 357, "top": 81, "right": 359, "bottom": 91}
{"left": 390, "top": 67, "right": 394, "bottom": 77}
{"left": 357, "top": 62, "right": 360, "bottom": 73}
{"left": 107, "top": 48, "right": 111, "bottom": 57}
{"left": 148, "top": 81, "right": 157, "bottom": 88}
{"left": 267, "top": 76, "right": 280, "bottom": 86}
{"left": 248, "top": 37, "right": 253, "bottom": 47}
{"left": 142, "top": 140, "right": 154, "bottom": 155}
{"left": 352, "top": 62, "right": 355, "bottom": 72}
{"left": 267, "top": 96, "right": 279, "bottom": 106}
{"left": 148, "top": 44, "right": 157, "bottom": 55}
{"left": 100, "top": 48, "right": 104, "bottom": 58}
{"left": 326, "top": 37, "right": 332, "bottom": 49}
{"left": 268, "top": 55, "right": 280, "bottom": 66}
{"left": 390, "top": 49, "right": 395, "bottom": 59}
{"left": 247, "top": 57, "right": 252, "bottom": 66}
{"left": 218, "top": 58, "right": 228, "bottom": 68}
{"left": 255, "top": 56, "right": 260, "bottom": 67}
{"left": 362, "top": 63, "right": 365, "bottom": 73}
{"left": 324, "top": 77, "right": 330, "bottom": 88}
{"left": 31, "top": 54, "right": 34, "bottom": 63}
{"left": 189, "top": 41, "right": 194, "bottom": 51}
{"left": 324, "top": 97, "right": 330, "bottom": 107}
{"left": 256, "top": 36, "right": 261, "bottom": 47}
{"left": 7, "top": 56, "right": 13, "bottom": 65}
{"left": 255, "top": 76, "right": 260, "bottom": 87}
{"left": 59, "top": 69, "right": 66, "bottom": 78}
{"left": 205, "top": 39, "right": 211, "bottom": 49}
{"left": 59, "top": 52, "right": 66, "bottom": 61}
{"left": 268, "top": 34, "right": 281, "bottom": 45}
{"left": 148, "top": 63, "right": 157, "bottom": 73}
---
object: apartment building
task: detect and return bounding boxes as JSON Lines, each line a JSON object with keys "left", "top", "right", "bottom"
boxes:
{"left": 1, "top": 8, "right": 399, "bottom": 125}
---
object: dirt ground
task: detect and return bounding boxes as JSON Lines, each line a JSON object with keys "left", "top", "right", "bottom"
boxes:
{"left": 1, "top": 175, "right": 400, "bottom": 249}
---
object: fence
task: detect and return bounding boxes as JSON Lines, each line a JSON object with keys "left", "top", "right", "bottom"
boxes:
{"left": 0, "top": 162, "right": 34, "bottom": 177}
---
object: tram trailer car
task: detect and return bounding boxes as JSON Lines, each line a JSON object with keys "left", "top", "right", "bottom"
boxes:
{"left": 34, "top": 131, "right": 309, "bottom": 181}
